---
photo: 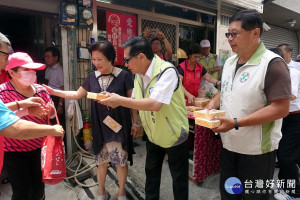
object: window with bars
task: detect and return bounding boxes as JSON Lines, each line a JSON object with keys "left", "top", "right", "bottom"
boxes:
{"left": 141, "top": 19, "right": 176, "bottom": 62}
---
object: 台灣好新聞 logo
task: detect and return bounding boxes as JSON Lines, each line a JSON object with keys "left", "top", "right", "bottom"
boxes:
{"left": 225, "top": 177, "right": 243, "bottom": 194}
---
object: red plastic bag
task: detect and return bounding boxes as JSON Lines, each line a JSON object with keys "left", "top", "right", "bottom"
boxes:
{"left": 41, "top": 107, "right": 66, "bottom": 185}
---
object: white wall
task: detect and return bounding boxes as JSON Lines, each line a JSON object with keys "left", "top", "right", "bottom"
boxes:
{"left": 274, "top": 0, "right": 300, "bottom": 14}
{"left": 0, "top": 0, "right": 59, "bottom": 14}
{"left": 217, "top": 25, "right": 232, "bottom": 58}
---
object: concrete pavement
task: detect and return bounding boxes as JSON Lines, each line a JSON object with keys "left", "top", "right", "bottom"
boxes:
{"left": 1, "top": 138, "right": 299, "bottom": 199}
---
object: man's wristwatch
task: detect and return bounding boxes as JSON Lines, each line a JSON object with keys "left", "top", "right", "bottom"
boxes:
{"left": 233, "top": 118, "right": 239, "bottom": 130}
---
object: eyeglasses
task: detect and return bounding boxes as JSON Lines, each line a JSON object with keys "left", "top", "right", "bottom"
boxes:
{"left": 225, "top": 32, "right": 239, "bottom": 39}
{"left": 123, "top": 56, "right": 134, "bottom": 64}
{"left": 123, "top": 53, "right": 141, "bottom": 64}
{"left": 0, "top": 50, "right": 9, "bottom": 55}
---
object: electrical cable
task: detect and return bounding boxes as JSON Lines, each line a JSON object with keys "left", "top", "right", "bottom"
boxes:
{"left": 63, "top": 127, "right": 98, "bottom": 193}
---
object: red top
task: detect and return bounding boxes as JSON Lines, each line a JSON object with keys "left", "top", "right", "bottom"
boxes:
{"left": 177, "top": 60, "right": 204, "bottom": 97}
{"left": 0, "top": 82, "right": 53, "bottom": 152}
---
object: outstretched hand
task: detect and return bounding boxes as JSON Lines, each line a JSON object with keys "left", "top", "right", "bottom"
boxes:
{"left": 42, "top": 84, "right": 54, "bottom": 95}
{"left": 142, "top": 27, "right": 151, "bottom": 38}
{"left": 99, "top": 92, "right": 122, "bottom": 108}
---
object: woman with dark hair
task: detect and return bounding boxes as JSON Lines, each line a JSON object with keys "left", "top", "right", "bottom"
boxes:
{"left": 177, "top": 43, "right": 221, "bottom": 105}
{"left": 44, "top": 40, "right": 136, "bottom": 200}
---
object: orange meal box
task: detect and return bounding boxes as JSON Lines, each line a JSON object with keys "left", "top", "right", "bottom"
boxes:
{"left": 87, "top": 92, "right": 109, "bottom": 100}
{"left": 193, "top": 109, "right": 226, "bottom": 120}
{"left": 195, "top": 118, "right": 221, "bottom": 128}
{"left": 194, "top": 98, "right": 210, "bottom": 108}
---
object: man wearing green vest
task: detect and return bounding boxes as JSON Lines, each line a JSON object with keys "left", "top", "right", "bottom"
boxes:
{"left": 101, "top": 36, "right": 189, "bottom": 200}
{"left": 200, "top": 39, "right": 221, "bottom": 80}
{"left": 207, "top": 10, "right": 291, "bottom": 200}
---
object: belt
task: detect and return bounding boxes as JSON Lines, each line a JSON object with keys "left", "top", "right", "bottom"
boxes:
{"left": 289, "top": 110, "right": 300, "bottom": 115}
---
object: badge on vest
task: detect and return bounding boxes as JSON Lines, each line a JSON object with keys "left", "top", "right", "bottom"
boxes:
{"left": 240, "top": 72, "right": 250, "bottom": 83}
{"left": 149, "top": 87, "right": 153, "bottom": 95}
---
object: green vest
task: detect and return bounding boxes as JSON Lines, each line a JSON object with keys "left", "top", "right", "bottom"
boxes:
{"left": 200, "top": 53, "right": 219, "bottom": 79}
{"left": 134, "top": 55, "right": 189, "bottom": 148}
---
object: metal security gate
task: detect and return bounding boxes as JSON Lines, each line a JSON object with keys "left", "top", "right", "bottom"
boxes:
{"left": 141, "top": 18, "right": 177, "bottom": 63}
{"left": 261, "top": 24, "right": 299, "bottom": 60}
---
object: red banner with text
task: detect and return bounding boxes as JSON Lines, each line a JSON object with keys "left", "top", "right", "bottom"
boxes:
{"left": 106, "top": 11, "right": 137, "bottom": 65}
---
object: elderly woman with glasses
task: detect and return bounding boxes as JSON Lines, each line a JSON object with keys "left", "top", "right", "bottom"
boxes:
{"left": 0, "top": 52, "right": 56, "bottom": 200}
{"left": 177, "top": 43, "right": 221, "bottom": 105}
{"left": 44, "top": 40, "right": 137, "bottom": 200}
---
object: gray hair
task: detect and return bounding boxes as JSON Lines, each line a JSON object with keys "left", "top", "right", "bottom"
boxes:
{"left": 0, "top": 32, "right": 11, "bottom": 47}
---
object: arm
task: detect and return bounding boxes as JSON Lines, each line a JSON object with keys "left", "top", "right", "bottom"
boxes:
{"left": 209, "top": 56, "right": 222, "bottom": 73}
{"left": 57, "top": 85, "right": 65, "bottom": 115}
{"left": 179, "top": 74, "right": 195, "bottom": 104}
{"left": 157, "top": 30, "right": 172, "bottom": 61}
{"left": 102, "top": 94, "right": 163, "bottom": 111}
{"left": 44, "top": 85, "right": 87, "bottom": 100}
{"left": 127, "top": 89, "right": 139, "bottom": 138}
{"left": 212, "top": 98, "right": 290, "bottom": 133}
{"left": 101, "top": 68, "right": 178, "bottom": 111}
{"left": 0, "top": 119, "right": 64, "bottom": 140}
{"left": 205, "top": 91, "right": 221, "bottom": 109}
{"left": 203, "top": 73, "right": 221, "bottom": 86}
{"left": 5, "top": 97, "right": 45, "bottom": 112}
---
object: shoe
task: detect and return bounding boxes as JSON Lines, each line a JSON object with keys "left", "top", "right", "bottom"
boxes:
{"left": 98, "top": 192, "right": 108, "bottom": 200}
{"left": 118, "top": 195, "right": 126, "bottom": 200}
{"left": 274, "top": 189, "right": 295, "bottom": 200}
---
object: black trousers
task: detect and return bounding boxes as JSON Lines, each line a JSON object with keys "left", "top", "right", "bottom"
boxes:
{"left": 220, "top": 147, "right": 276, "bottom": 200}
{"left": 145, "top": 140, "right": 189, "bottom": 200}
{"left": 277, "top": 113, "right": 300, "bottom": 194}
{"left": 4, "top": 149, "right": 45, "bottom": 200}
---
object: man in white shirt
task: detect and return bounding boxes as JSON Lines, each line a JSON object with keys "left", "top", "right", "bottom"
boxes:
{"left": 44, "top": 47, "right": 65, "bottom": 124}
{"left": 199, "top": 39, "right": 222, "bottom": 80}
{"left": 101, "top": 36, "right": 189, "bottom": 200}
{"left": 278, "top": 44, "right": 300, "bottom": 71}
{"left": 275, "top": 45, "right": 300, "bottom": 199}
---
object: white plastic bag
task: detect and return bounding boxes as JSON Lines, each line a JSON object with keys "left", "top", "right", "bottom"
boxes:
{"left": 198, "top": 79, "right": 218, "bottom": 99}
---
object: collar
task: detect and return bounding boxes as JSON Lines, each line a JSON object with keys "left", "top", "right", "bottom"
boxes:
{"left": 230, "top": 42, "right": 267, "bottom": 66}
{"left": 50, "top": 63, "right": 60, "bottom": 69}
{"left": 141, "top": 56, "right": 156, "bottom": 79}
{"left": 203, "top": 53, "right": 211, "bottom": 58}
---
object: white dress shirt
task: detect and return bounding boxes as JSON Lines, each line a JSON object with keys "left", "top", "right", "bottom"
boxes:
{"left": 132, "top": 57, "right": 178, "bottom": 104}
{"left": 289, "top": 67, "right": 300, "bottom": 112}
{"left": 287, "top": 59, "right": 300, "bottom": 71}
{"left": 45, "top": 63, "right": 64, "bottom": 89}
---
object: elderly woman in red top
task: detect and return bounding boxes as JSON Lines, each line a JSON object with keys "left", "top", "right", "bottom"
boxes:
{"left": 177, "top": 43, "right": 221, "bottom": 105}
{"left": 0, "top": 52, "right": 54, "bottom": 200}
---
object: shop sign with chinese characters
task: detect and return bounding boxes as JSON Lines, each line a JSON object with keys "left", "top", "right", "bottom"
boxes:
{"left": 106, "top": 11, "right": 137, "bottom": 65}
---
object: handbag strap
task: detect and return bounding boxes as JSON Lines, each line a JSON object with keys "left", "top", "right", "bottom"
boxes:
{"left": 47, "top": 105, "right": 60, "bottom": 125}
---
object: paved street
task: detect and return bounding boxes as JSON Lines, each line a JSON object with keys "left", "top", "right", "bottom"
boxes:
{"left": 0, "top": 138, "right": 299, "bottom": 200}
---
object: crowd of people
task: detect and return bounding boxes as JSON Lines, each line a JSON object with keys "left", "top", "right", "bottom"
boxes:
{"left": 0, "top": 7, "right": 300, "bottom": 200}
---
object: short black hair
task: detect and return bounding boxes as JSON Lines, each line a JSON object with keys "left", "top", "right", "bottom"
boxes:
{"left": 122, "top": 36, "right": 154, "bottom": 60}
{"left": 186, "top": 43, "right": 202, "bottom": 57}
{"left": 89, "top": 40, "right": 116, "bottom": 65}
{"left": 268, "top": 48, "right": 284, "bottom": 58}
{"left": 229, "top": 9, "right": 263, "bottom": 37}
{"left": 45, "top": 47, "right": 60, "bottom": 62}
{"left": 277, "top": 43, "right": 293, "bottom": 52}
{"left": 151, "top": 37, "right": 162, "bottom": 45}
